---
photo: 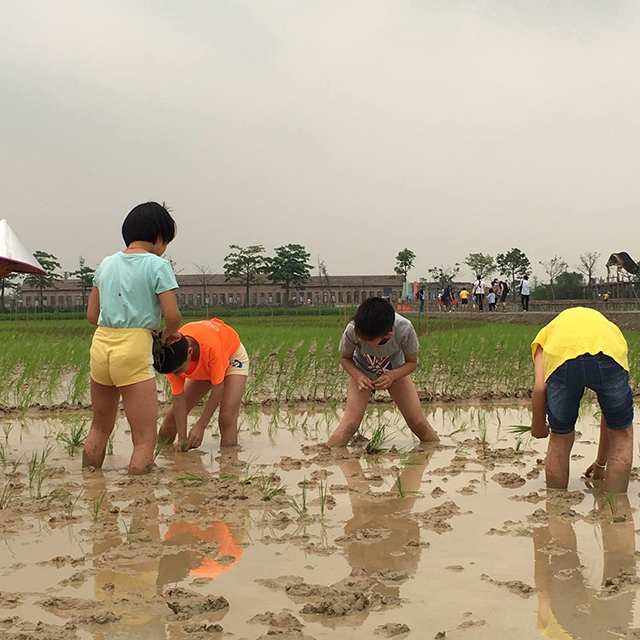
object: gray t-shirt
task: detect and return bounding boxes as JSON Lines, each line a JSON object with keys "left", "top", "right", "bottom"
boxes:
{"left": 339, "top": 313, "right": 420, "bottom": 379}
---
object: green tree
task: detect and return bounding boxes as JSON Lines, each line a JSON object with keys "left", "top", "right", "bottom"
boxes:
{"left": 428, "top": 264, "right": 460, "bottom": 287}
{"left": 224, "top": 245, "right": 266, "bottom": 306}
{"left": 73, "top": 256, "right": 95, "bottom": 309}
{"left": 263, "top": 244, "right": 312, "bottom": 308}
{"left": 539, "top": 256, "right": 568, "bottom": 301}
{"left": 23, "top": 251, "right": 62, "bottom": 308}
{"left": 464, "top": 253, "right": 496, "bottom": 279}
{"left": 0, "top": 272, "right": 21, "bottom": 311}
{"left": 496, "top": 248, "right": 531, "bottom": 300}
{"left": 534, "top": 271, "right": 584, "bottom": 300}
{"left": 394, "top": 248, "right": 416, "bottom": 281}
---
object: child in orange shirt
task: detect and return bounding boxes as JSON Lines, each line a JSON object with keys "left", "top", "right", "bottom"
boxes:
{"left": 154, "top": 318, "right": 249, "bottom": 450}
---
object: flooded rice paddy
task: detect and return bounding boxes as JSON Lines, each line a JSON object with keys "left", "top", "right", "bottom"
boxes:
{"left": 0, "top": 403, "right": 639, "bottom": 640}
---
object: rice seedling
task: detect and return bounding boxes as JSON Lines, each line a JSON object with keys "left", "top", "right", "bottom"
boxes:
{"left": 258, "top": 468, "right": 286, "bottom": 501}
{"left": 509, "top": 425, "right": 532, "bottom": 435}
{"left": 177, "top": 472, "right": 208, "bottom": 485}
{"left": 602, "top": 493, "right": 618, "bottom": 516}
{"left": 33, "top": 466, "right": 51, "bottom": 499}
{"left": 2, "top": 423, "right": 13, "bottom": 440}
{"left": 240, "top": 454, "right": 260, "bottom": 486}
{"left": 106, "top": 429, "right": 117, "bottom": 455}
{"left": 48, "top": 487, "right": 71, "bottom": 503}
{"left": 0, "top": 441, "right": 5, "bottom": 465}
{"left": 394, "top": 472, "right": 420, "bottom": 498}
{"left": 288, "top": 479, "right": 308, "bottom": 517}
{"left": 92, "top": 489, "right": 108, "bottom": 522}
{"left": 318, "top": 478, "right": 328, "bottom": 517}
{"left": 56, "top": 422, "right": 88, "bottom": 456}
{"left": 65, "top": 489, "right": 84, "bottom": 519}
{"left": 0, "top": 482, "right": 16, "bottom": 509}
{"left": 122, "top": 517, "right": 143, "bottom": 544}
{"left": 154, "top": 438, "right": 174, "bottom": 459}
{"left": 365, "top": 424, "right": 391, "bottom": 455}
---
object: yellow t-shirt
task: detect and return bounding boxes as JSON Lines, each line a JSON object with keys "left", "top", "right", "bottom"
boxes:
{"left": 459, "top": 290, "right": 469, "bottom": 300}
{"left": 531, "top": 307, "right": 629, "bottom": 381}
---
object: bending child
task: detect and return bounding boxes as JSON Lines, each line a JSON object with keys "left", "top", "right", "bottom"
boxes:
{"left": 83, "top": 202, "right": 181, "bottom": 474}
{"left": 531, "top": 307, "right": 633, "bottom": 493}
{"left": 154, "top": 318, "right": 249, "bottom": 450}
{"left": 327, "top": 297, "right": 439, "bottom": 447}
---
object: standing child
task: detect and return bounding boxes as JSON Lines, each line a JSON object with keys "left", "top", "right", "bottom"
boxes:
{"left": 153, "top": 318, "right": 249, "bottom": 450}
{"left": 530, "top": 307, "right": 633, "bottom": 493}
{"left": 327, "top": 298, "right": 439, "bottom": 447}
{"left": 488, "top": 288, "right": 496, "bottom": 311}
{"left": 83, "top": 202, "right": 181, "bottom": 474}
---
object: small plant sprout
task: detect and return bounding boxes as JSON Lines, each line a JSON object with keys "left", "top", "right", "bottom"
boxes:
{"left": 508, "top": 425, "right": 532, "bottom": 435}
{"left": 0, "top": 441, "right": 5, "bottom": 465}
{"left": 394, "top": 472, "right": 420, "bottom": 498}
{"left": 122, "top": 517, "right": 143, "bottom": 544}
{"left": 154, "top": 438, "right": 174, "bottom": 460}
{"left": 258, "top": 468, "right": 286, "bottom": 501}
{"left": 288, "top": 478, "right": 308, "bottom": 517}
{"left": 65, "top": 489, "right": 84, "bottom": 519}
{"left": 57, "top": 422, "right": 88, "bottom": 456}
{"left": 106, "top": 429, "right": 117, "bottom": 455}
{"left": 603, "top": 493, "right": 618, "bottom": 516}
{"left": 92, "top": 489, "right": 107, "bottom": 522}
{"left": 366, "top": 424, "right": 390, "bottom": 455}
{"left": 177, "top": 472, "right": 207, "bottom": 485}
{"left": 0, "top": 482, "right": 16, "bottom": 509}
{"left": 2, "top": 423, "right": 13, "bottom": 440}
{"left": 318, "top": 479, "right": 328, "bottom": 517}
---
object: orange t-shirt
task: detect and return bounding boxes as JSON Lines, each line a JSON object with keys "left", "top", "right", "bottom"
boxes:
{"left": 167, "top": 318, "right": 241, "bottom": 394}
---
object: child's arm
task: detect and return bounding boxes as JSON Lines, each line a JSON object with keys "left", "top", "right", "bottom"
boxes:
{"left": 341, "top": 354, "right": 374, "bottom": 392}
{"left": 172, "top": 391, "right": 189, "bottom": 451}
{"left": 87, "top": 287, "right": 100, "bottom": 326}
{"left": 158, "top": 291, "right": 182, "bottom": 345}
{"left": 531, "top": 347, "right": 549, "bottom": 438}
{"left": 373, "top": 352, "right": 417, "bottom": 390}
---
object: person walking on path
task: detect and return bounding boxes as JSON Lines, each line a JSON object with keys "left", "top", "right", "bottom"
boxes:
{"left": 499, "top": 280, "right": 509, "bottom": 312}
{"left": 418, "top": 287, "right": 426, "bottom": 313}
{"left": 520, "top": 275, "right": 531, "bottom": 311}
{"left": 472, "top": 275, "right": 486, "bottom": 312}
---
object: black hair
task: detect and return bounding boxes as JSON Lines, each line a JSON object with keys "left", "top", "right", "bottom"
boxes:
{"left": 153, "top": 335, "right": 189, "bottom": 374}
{"left": 353, "top": 297, "right": 395, "bottom": 340}
{"left": 122, "top": 202, "right": 177, "bottom": 246}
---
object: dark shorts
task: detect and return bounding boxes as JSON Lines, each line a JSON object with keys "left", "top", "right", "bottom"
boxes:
{"left": 546, "top": 353, "right": 633, "bottom": 434}
{"left": 500, "top": 292, "right": 508, "bottom": 302}
{"left": 461, "top": 299, "right": 468, "bottom": 305}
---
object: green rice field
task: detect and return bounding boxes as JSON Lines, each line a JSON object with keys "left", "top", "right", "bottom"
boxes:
{"left": 2, "top": 315, "right": 640, "bottom": 410}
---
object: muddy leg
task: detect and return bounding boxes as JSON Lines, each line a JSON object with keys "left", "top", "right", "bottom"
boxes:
{"left": 389, "top": 376, "right": 439, "bottom": 443}
{"left": 605, "top": 424, "right": 633, "bottom": 494}
{"left": 218, "top": 376, "right": 247, "bottom": 447}
{"left": 327, "top": 377, "right": 371, "bottom": 447}
{"left": 120, "top": 379, "right": 158, "bottom": 475}
{"left": 83, "top": 380, "right": 120, "bottom": 469}
{"left": 546, "top": 431, "right": 575, "bottom": 489}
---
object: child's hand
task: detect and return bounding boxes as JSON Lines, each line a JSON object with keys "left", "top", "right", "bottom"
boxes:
{"left": 584, "top": 460, "right": 606, "bottom": 480}
{"left": 354, "top": 373, "right": 374, "bottom": 392}
{"left": 162, "top": 331, "right": 182, "bottom": 346}
{"left": 187, "top": 423, "right": 206, "bottom": 450}
{"left": 531, "top": 421, "right": 550, "bottom": 439}
{"left": 373, "top": 373, "right": 395, "bottom": 390}
{"left": 174, "top": 436, "right": 188, "bottom": 452}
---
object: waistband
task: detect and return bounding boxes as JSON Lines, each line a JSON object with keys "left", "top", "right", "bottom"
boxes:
{"left": 95, "top": 326, "right": 153, "bottom": 335}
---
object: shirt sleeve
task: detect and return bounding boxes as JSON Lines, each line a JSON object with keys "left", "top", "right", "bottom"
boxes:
{"left": 339, "top": 323, "right": 358, "bottom": 355}
{"left": 209, "top": 352, "right": 226, "bottom": 386}
{"left": 167, "top": 373, "right": 186, "bottom": 395}
{"left": 401, "top": 323, "right": 420, "bottom": 355}
{"left": 92, "top": 262, "right": 102, "bottom": 287}
{"left": 155, "top": 260, "right": 179, "bottom": 295}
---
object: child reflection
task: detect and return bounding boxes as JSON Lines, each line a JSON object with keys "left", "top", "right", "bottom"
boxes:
{"left": 337, "top": 454, "right": 430, "bottom": 597}
{"left": 534, "top": 495, "right": 636, "bottom": 639}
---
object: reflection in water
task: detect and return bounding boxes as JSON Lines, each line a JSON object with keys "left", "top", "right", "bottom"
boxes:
{"left": 338, "top": 454, "right": 430, "bottom": 599}
{"left": 534, "top": 495, "right": 637, "bottom": 640}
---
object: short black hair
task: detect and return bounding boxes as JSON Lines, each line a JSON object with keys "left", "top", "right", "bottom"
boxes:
{"left": 353, "top": 297, "right": 395, "bottom": 340}
{"left": 122, "top": 202, "right": 177, "bottom": 246}
{"left": 153, "top": 335, "right": 189, "bottom": 374}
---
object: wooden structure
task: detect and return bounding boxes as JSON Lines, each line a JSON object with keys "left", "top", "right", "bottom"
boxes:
{"left": 606, "top": 252, "right": 638, "bottom": 298}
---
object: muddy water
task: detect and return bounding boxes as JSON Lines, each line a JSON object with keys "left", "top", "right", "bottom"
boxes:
{"left": 0, "top": 404, "right": 638, "bottom": 640}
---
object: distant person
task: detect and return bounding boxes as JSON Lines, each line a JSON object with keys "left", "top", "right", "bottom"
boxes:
{"left": 442, "top": 284, "right": 452, "bottom": 311}
{"left": 327, "top": 297, "right": 439, "bottom": 447}
{"left": 153, "top": 318, "right": 249, "bottom": 450}
{"left": 498, "top": 280, "right": 509, "bottom": 311}
{"left": 437, "top": 289, "right": 444, "bottom": 313}
{"left": 472, "top": 275, "right": 486, "bottom": 312}
{"left": 83, "top": 202, "right": 182, "bottom": 475}
{"left": 459, "top": 287, "right": 469, "bottom": 311}
{"left": 603, "top": 291, "right": 611, "bottom": 303}
{"left": 418, "top": 287, "right": 426, "bottom": 313}
{"left": 488, "top": 287, "right": 497, "bottom": 311}
{"left": 530, "top": 307, "right": 633, "bottom": 493}
{"left": 520, "top": 275, "right": 531, "bottom": 311}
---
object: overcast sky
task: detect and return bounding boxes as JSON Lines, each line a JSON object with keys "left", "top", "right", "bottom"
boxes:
{"left": 2, "top": 1, "right": 639, "bottom": 282}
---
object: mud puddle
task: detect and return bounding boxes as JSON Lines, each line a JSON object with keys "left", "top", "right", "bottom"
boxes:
{"left": 0, "top": 403, "right": 638, "bottom": 639}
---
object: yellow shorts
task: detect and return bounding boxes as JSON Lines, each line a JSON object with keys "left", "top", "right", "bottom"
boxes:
{"left": 225, "top": 343, "right": 249, "bottom": 378}
{"left": 90, "top": 327, "right": 155, "bottom": 388}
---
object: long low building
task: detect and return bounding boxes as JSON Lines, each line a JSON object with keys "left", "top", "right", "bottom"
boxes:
{"left": 20, "top": 274, "right": 406, "bottom": 309}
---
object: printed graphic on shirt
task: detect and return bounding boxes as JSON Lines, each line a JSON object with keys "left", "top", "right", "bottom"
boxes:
{"left": 230, "top": 358, "right": 244, "bottom": 369}
{"left": 364, "top": 354, "right": 393, "bottom": 375}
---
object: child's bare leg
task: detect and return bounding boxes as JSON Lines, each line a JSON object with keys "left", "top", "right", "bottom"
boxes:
{"left": 120, "top": 379, "right": 158, "bottom": 475}
{"left": 389, "top": 376, "right": 439, "bottom": 443}
{"left": 83, "top": 380, "right": 120, "bottom": 469}
{"left": 159, "top": 380, "right": 213, "bottom": 443}
{"left": 546, "top": 431, "right": 575, "bottom": 489}
{"left": 605, "top": 424, "right": 633, "bottom": 494}
{"left": 218, "top": 376, "right": 247, "bottom": 447}
{"left": 327, "top": 377, "right": 371, "bottom": 447}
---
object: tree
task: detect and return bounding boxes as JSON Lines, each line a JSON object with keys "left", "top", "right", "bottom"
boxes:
{"left": 540, "top": 256, "right": 569, "bottom": 300}
{"left": 496, "top": 248, "right": 531, "bottom": 300}
{"left": 224, "top": 245, "right": 266, "bottom": 306}
{"left": 0, "top": 272, "right": 21, "bottom": 311}
{"left": 73, "top": 256, "right": 95, "bottom": 309}
{"left": 263, "top": 244, "right": 313, "bottom": 308}
{"left": 577, "top": 252, "right": 600, "bottom": 298}
{"left": 23, "top": 251, "right": 62, "bottom": 308}
{"left": 428, "top": 264, "right": 460, "bottom": 287}
{"left": 533, "top": 271, "right": 584, "bottom": 300}
{"left": 464, "top": 253, "right": 496, "bottom": 279}
{"left": 194, "top": 263, "right": 214, "bottom": 307}
{"left": 394, "top": 249, "right": 416, "bottom": 281}
{"left": 317, "top": 258, "right": 333, "bottom": 305}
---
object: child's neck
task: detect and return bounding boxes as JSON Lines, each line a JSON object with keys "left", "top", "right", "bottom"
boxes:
{"left": 188, "top": 337, "right": 200, "bottom": 361}
{"left": 125, "top": 241, "right": 155, "bottom": 254}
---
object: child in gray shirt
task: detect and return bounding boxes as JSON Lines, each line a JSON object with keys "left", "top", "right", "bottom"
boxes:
{"left": 327, "top": 298, "right": 439, "bottom": 447}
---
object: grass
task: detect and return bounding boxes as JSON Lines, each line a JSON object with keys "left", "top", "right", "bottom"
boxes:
{"left": 258, "top": 468, "right": 287, "bottom": 501}
{"left": 56, "top": 421, "right": 88, "bottom": 456}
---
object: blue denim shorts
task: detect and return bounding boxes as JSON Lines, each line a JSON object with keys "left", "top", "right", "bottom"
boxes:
{"left": 546, "top": 353, "right": 634, "bottom": 434}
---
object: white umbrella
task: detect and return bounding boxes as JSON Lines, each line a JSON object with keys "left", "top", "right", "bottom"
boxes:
{"left": 0, "top": 219, "right": 46, "bottom": 277}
